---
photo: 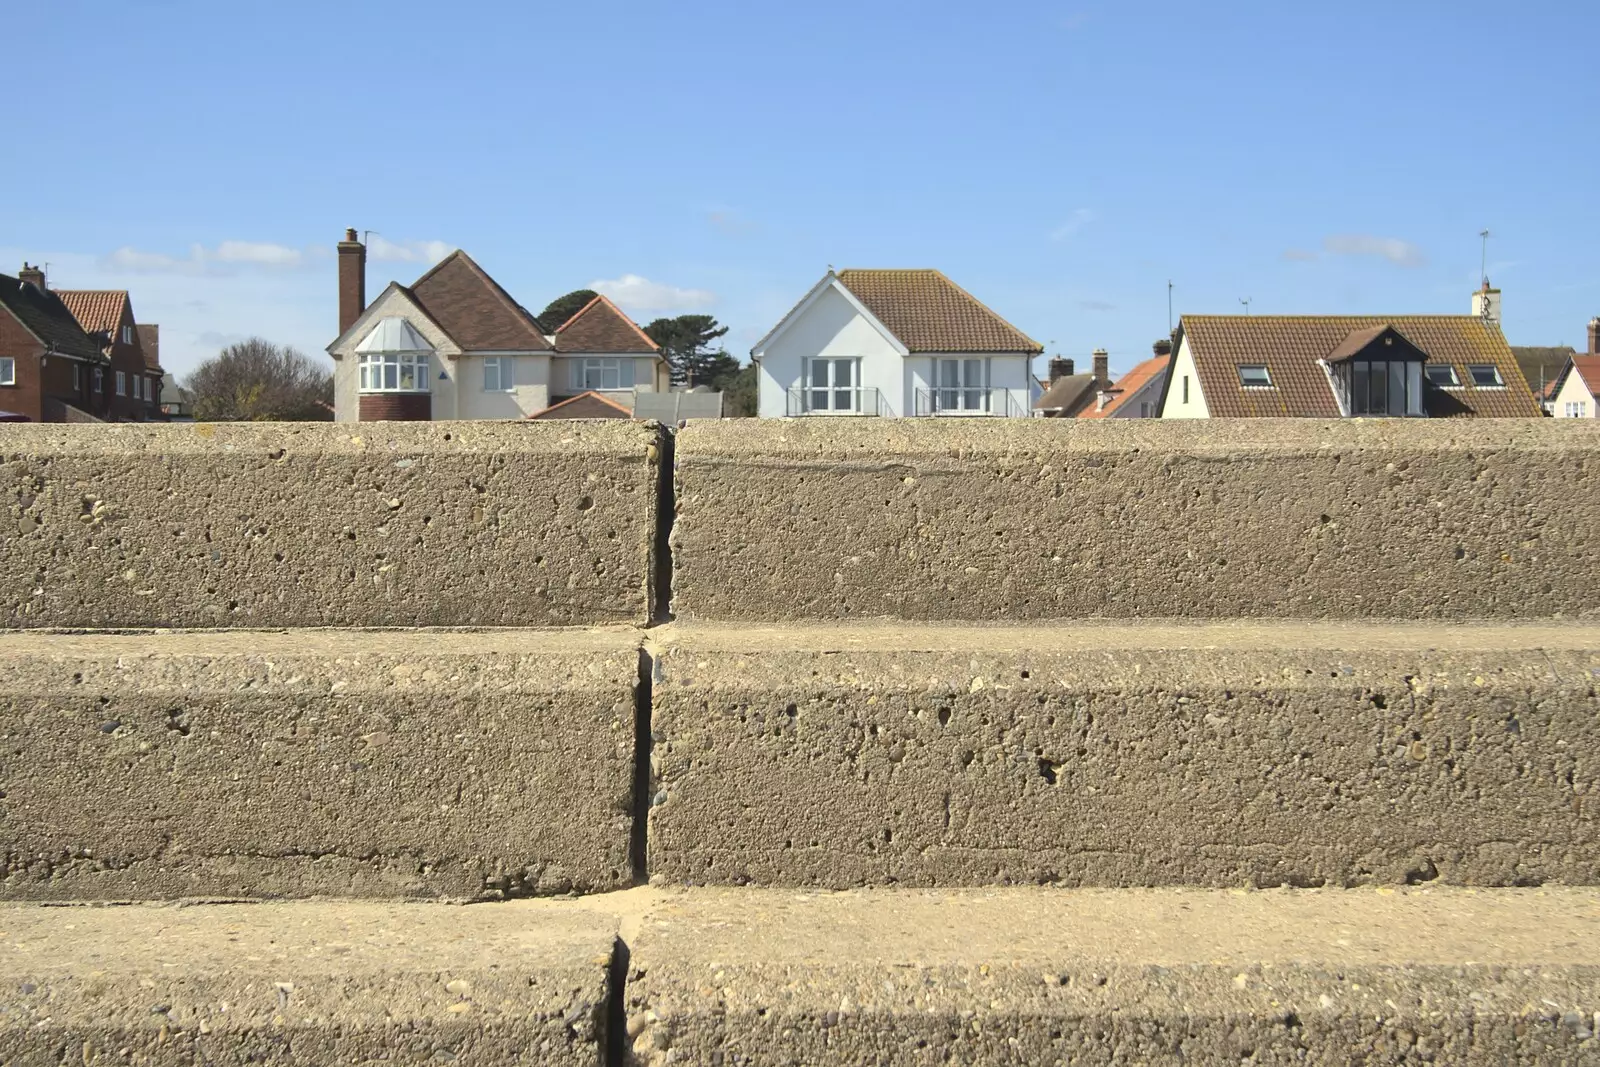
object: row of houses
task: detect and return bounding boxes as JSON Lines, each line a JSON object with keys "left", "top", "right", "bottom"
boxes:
{"left": 331, "top": 230, "right": 1594, "bottom": 424}
{"left": 0, "top": 266, "right": 167, "bottom": 423}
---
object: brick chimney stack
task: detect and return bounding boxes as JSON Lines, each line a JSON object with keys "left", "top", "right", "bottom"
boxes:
{"left": 1588, "top": 317, "right": 1599, "bottom": 355}
{"left": 18, "top": 263, "right": 45, "bottom": 290}
{"left": 337, "top": 229, "right": 367, "bottom": 337}
{"left": 1092, "top": 348, "right": 1109, "bottom": 387}
{"left": 1048, "top": 357, "right": 1074, "bottom": 383}
{"left": 1153, "top": 338, "right": 1173, "bottom": 358}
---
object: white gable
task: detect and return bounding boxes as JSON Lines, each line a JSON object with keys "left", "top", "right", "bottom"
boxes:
{"left": 355, "top": 317, "right": 434, "bottom": 354}
{"left": 751, "top": 272, "right": 908, "bottom": 359}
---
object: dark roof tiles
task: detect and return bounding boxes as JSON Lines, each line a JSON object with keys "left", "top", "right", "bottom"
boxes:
{"left": 0, "top": 274, "right": 105, "bottom": 361}
{"left": 836, "top": 269, "right": 1042, "bottom": 353}
{"left": 408, "top": 251, "right": 552, "bottom": 352}
{"left": 554, "top": 295, "right": 660, "bottom": 353}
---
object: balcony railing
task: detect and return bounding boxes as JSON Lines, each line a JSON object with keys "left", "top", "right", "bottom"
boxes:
{"left": 786, "top": 386, "right": 893, "bottom": 417}
{"left": 914, "top": 387, "right": 1029, "bottom": 417}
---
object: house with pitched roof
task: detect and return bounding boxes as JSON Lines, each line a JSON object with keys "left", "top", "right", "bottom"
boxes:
{"left": 752, "top": 269, "right": 1043, "bottom": 418}
{"left": 56, "top": 288, "right": 164, "bottom": 421}
{"left": 1077, "top": 341, "right": 1172, "bottom": 419}
{"left": 1156, "top": 306, "right": 1541, "bottom": 420}
{"left": 1548, "top": 322, "right": 1600, "bottom": 419}
{"left": 0, "top": 265, "right": 110, "bottom": 422}
{"left": 326, "top": 231, "right": 668, "bottom": 421}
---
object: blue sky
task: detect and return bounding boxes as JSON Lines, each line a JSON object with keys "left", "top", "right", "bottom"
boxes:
{"left": 6, "top": 0, "right": 1597, "bottom": 379}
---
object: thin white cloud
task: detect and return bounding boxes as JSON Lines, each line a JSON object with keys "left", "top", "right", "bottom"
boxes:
{"left": 1281, "top": 248, "right": 1319, "bottom": 263}
{"left": 1049, "top": 209, "right": 1097, "bottom": 242}
{"left": 100, "top": 241, "right": 310, "bottom": 275}
{"left": 1322, "top": 234, "right": 1426, "bottom": 268}
{"left": 1077, "top": 299, "right": 1116, "bottom": 311}
{"left": 590, "top": 274, "right": 717, "bottom": 312}
{"left": 367, "top": 236, "right": 453, "bottom": 264}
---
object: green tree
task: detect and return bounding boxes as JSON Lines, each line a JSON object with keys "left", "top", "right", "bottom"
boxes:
{"left": 185, "top": 339, "right": 333, "bottom": 421}
{"left": 644, "top": 314, "right": 731, "bottom": 386}
{"left": 718, "top": 363, "right": 757, "bottom": 417}
{"left": 539, "top": 289, "right": 598, "bottom": 330}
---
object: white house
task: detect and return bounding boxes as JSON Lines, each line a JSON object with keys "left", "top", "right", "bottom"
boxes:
{"left": 1550, "top": 354, "right": 1600, "bottom": 419}
{"left": 752, "top": 269, "right": 1042, "bottom": 418}
{"left": 326, "top": 232, "right": 667, "bottom": 422}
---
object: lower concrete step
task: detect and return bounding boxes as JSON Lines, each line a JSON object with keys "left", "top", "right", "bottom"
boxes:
{"left": 0, "top": 897, "right": 620, "bottom": 1066}
{"left": 0, "top": 629, "right": 642, "bottom": 900}
{"left": 624, "top": 886, "right": 1600, "bottom": 1066}
{"left": 648, "top": 621, "right": 1600, "bottom": 889}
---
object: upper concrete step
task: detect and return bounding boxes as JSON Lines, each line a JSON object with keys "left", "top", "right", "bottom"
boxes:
{"left": 0, "top": 629, "right": 642, "bottom": 901}
{"left": 648, "top": 620, "right": 1600, "bottom": 889}
{"left": 0, "top": 422, "right": 661, "bottom": 628}
{"left": 625, "top": 886, "right": 1600, "bottom": 1065}
{"left": 670, "top": 419, "right": 1600, "bottom": 622}
{"left": 0, "top": 897, "right": 620, "bottom": 1067}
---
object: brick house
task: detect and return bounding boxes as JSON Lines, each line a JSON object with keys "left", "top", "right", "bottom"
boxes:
{"left": 0, "top": 266, "right": 110, "bottom": 422}
{"left": 326, "top": 230, "right": 668, "bottom": 421}
{"left": 56, "top": 288, "right": 164, "bottom": 420}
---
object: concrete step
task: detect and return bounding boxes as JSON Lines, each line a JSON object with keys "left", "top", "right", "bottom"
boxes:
{"left": 0, "top": 897, "right": 621, "bottom": 1067}
{"left": 0, "top": 422, "right": 662, "bottom": 628}
{"left": 0, "top": 629, "right": 644, "bottom": 901}
{"left": 648, "top": 620, "right": 1600, "bottom": 889}
{"left": 670, "top": 419, "right": 1600, "bottom": 622}
{"left": 623, "top": 886, "right": 1600, "bottom": 1065}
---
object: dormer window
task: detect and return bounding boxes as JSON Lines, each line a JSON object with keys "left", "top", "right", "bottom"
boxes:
{"left": 1237, "top": 365, "right": 1273, "bottom": 388}
{"left": 1426, "top": 365, "right": 1461, "bottom": 387}
{"left": 1326, "top": 324, "right": 1427, "bottom": 417}
{"left": 1467, "top": 364, "right": 1503, "bottom": 388}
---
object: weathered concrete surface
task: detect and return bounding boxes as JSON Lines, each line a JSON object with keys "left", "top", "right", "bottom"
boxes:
{"left": 670, "top": 419, "right": 1600, "bottom": 621}
{"left": 0, "top": 629, "right": 641, "bottom": 900}
{"left": 625, "top": 886, "right": 1600, "bottom": 1065}
{"left": 648, "top": 621, "right": 1600, "bottom": 888}
{"left": 0, "top": 898, "right": 617, "bottom": 1066}
{"left": 0, "top": 422, "right": 661, "bottom": 627}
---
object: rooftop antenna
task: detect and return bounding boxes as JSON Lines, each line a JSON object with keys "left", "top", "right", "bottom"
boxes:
{"left": 1167, "top": 280, "right": 1173, "bottom": 334}
{"left": 1239, "top": 297, "right": 1252, "bottom": 317}
{"left": 1479, "top": 229, "right": 1490, "bottom": 287}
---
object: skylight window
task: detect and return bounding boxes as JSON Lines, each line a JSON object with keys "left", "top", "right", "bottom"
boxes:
{"left": 1237, "top": 364, "right": 1273, "bottom": 387}
{"left": 1467, "top": 364, "right": 1503, "bottom": 388}
{"left": 1426, "top": 365, "right": 1461, "bottom": 387}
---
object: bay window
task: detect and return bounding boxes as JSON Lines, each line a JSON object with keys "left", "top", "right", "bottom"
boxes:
{"left": 359, "top": 352, "right": 430, "bottom": 392}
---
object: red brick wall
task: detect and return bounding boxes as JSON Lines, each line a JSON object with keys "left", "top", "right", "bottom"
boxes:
{"left": 0, "top": 306, "right": 44, "bottom": 422}
{"left": 359, "top": 393, "right": 431, "bottom": 421}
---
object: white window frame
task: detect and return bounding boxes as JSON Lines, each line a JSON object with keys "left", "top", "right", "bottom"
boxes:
{"left": 121, "top": 325, "right": 134, "bottom": 345}
{"left": 1237, "top": 364, "right": 1273, "bottom": 388}
{"left": 359, "top": 352, "right": 430, "bottom": 393}
{"left": 483, "top": 357, "right": 513, "bottom": 392}
{"left": 804, "top": 357, "right": 862, "bottom": 413}
{"left": 93, "top": 368, "right": 103, "bottom": 394}
{"left": 71, "top": 363, "right": 80, "bottom": 391}
{"left": 1565, "top": 401, "right": 1588, "bottom": 418}
{"left": 1425, "top": 364, "right": 1461, "bottom": 388}
{"left": 935, "top": 357, "right": 990, "bottom": 413}
{"left": 1467, "top": 364, "right": 1504, "bottom": 388}
{"left": 115, "top": 371, "right": 126, "bottom": 396}
{"left": 0, "top": 358, "right": 13, "bottom": 386}
{"left": 579, "top": 358, "right": 623, "bottom": 391}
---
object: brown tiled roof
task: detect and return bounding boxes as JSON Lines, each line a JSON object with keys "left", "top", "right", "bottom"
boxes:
{"left": 528, "top": 391, "right": 633, "bottom": 419}
{"left": 1558, "top": 355, "right": 1600, "bottom": 400}
{"left": 1034, "top": 373, "right": 1097, "bottom": 414}
{"left": 1510, "top": 346, "right": 1573, "bottom": 400}
{"left": 836, "top": 269, "right": 1042, "bottom": 353}
{"left": 0, "top": 275, "right": 104, "bottom": 360}
{"left": 136, "top": 324, "right": 163, "bottom": 373}
{"left": 55, "top": 289, "right": 129, "bottom": 349}
{"left": 408, "top": 251, "right": 551, "bottom": 352}
{"left": 1178, "top": 314, "right": 1541, "bottom": 418}
{"left": 554, "top": 295, "right": 660, "bottom": 353}
{"left": 1078, "top": 354, "right": 1169, "bottom": 419}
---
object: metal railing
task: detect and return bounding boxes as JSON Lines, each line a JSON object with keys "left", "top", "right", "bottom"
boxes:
{"left": 914, "top": 387, "right": 1029, "bottom": 417}
{"left": 786, "top": 386, "right": 893, "bottom": 417}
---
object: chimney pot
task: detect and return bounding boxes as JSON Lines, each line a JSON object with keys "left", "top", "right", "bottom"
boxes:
{"left": 1588, "top": 317, "right": 1600, "bottom": 355}
{"left": 337, "top": 229, "right": 368, "bottom": 337}
{"left": 18, "top": 263, "right": 45, "bottom": 290}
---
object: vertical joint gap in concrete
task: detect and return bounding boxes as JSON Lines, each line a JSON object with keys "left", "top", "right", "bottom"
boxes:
{"left": 650, "top": 426, "right": 676, "bottom": 625}
{"left": 630, "top": 648, "right": 654, "bottom": 885}
{"left": 602, "top": 933, "right": 633, "bottom": 1067}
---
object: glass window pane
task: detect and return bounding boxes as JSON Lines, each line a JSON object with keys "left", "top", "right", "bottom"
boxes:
{"left": 1352, "top": 362, "right": 1369, "bottom": 414}
{"left": 835, "top": 389, "right": 852, "bottom": 410}
{"left": 1388, "top": 360, "right": 1405, "bottom": 416}
{"left": 963, "top": 359, "right": 982, "bottom": 387}
{"left": 939, "top": 361, "right": 958, "bottom": 388}
{"left": 833, "top": 360, "right": 852, "bottom": 388}
{"left": 1369, "top": 360, "right": 1387, "bottom": 412}
{"left": 1407, "top": 362, "right": 1424, "bottom": 415}
{"left": 810, "top": 361, "right": 829, "bottom": 387}
{"left": 384, "top": 362, "right": 398, "bottom": 390}
{"left": 810, "top": 389, "right": 828, "bottom": 411}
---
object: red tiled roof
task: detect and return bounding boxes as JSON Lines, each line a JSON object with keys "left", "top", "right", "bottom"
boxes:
{"left": 1564, "top": 355, "right": 1600, "bottom": 399}
{"left": 56, "top": 290, "right": 128, "bottom": 339}
{"left": 554, "top": 294, "right": 660, "bottom": 353}
{"left": 1078, "top": 354, "right": 1169, "bottom": 419}
{"left": 836, "top": 269, "right": 1042, "bottom": 353}
{"left": 528, "top": 391, "right": 633, "bottom": 420}
{"left": 408, "top": 251, "right": 551, "bottom": 352}
{"left": 1177, "top": 314, "right": 1541, "bottom": 418}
